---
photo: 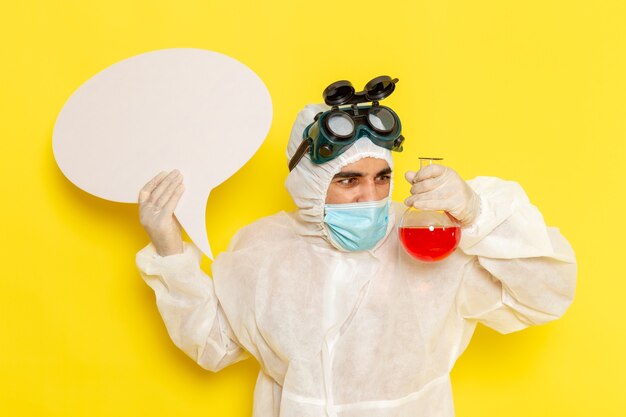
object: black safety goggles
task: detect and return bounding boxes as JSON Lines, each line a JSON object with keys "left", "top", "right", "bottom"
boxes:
{"left": 289, "top": 76, "right": 405, "bottom": 171}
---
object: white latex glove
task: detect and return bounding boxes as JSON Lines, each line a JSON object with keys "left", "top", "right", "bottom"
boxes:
{"left": 138, "top": 170, "right": 185, "bottom": 256}
{"left": 404, "top": 164, "right": 480, "bottom": 227}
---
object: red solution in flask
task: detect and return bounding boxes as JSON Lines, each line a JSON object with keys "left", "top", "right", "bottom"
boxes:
{"left": 399, "top": 226, "right": 461, "bottom": 262}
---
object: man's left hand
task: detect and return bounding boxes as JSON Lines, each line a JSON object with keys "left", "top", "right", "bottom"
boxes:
{"left": 404, "top": 164, "right": 480, "bottom": 227}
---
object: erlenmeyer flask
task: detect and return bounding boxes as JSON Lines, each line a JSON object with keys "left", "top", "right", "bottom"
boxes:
{"left": 399, "top": 157, "right": 461, "bottom": 262}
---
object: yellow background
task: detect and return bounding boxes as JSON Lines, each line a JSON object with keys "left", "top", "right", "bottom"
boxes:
{"left": 1, "top": 0, "right": 624, "bottom": 416}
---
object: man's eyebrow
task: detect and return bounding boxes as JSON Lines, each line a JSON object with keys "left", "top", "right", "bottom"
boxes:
{"left": 377, "top": 167, "right": 393, "bottom": 176}
{"left": 332, "top": 167, "right": 393, "bottom": 179}
{"left": 333, "top": 171, "right": 363, "bottom": 179}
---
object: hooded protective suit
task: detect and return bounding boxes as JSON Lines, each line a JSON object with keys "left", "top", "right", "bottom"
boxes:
{"left": 136, "top": 104, "right": 577, "bottom": 417}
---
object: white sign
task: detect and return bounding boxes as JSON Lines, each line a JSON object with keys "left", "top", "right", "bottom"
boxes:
{"left": 53, "top": 48, "right": 273, "bottom": 259}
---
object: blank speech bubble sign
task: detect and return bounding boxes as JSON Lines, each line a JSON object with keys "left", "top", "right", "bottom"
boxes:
{"left": 53, "top": 49, "right": 272, "bottom": 259}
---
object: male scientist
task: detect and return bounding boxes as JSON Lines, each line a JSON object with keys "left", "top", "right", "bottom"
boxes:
{"left": 136, "top": 76, "right": 576, "bottom": 417}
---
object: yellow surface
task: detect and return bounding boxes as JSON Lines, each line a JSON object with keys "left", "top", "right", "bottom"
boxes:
{"left": 1, "top": 1, "right": 624, "bottom": 416}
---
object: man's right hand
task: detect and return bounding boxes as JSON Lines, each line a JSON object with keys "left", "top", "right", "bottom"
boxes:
{"left": 138, "top": 170, "right": 185, "bottom": 256}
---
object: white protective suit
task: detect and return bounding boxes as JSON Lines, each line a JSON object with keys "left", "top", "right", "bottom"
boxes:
{"left": 136, "top": 104, "right": 577, "bottom": 417}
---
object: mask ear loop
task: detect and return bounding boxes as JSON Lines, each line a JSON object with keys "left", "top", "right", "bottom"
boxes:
{"left": 288, "top": 138, "right": 313, "bottom": 171}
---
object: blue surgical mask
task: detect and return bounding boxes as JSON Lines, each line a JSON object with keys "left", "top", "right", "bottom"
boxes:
{"left": 323, "top": 198, "right": 390, "bottom": 251}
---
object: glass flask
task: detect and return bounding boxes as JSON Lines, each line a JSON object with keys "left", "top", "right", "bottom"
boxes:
{"left": 399, "top": 157, "right": 461, "bottom": 262}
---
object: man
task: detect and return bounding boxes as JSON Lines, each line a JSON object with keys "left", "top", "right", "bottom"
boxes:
{"left": 136, "top": 103, "right": 576, "bottom": 417}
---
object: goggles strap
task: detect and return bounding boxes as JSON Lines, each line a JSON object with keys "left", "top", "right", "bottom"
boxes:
{"left": 288, "top": 138, "right": 313, "bottom": 171}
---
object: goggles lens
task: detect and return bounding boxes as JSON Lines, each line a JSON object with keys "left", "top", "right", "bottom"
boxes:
{"left": 326, "top": 112, "right": 355, "bottom": 138}
{"left": 367, "top": 107, "right": 395, "bottom": 133}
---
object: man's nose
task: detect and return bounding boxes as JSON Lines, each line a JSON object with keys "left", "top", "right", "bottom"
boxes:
{"left": 357, "top": 181, "right": 378, "bottom": 202}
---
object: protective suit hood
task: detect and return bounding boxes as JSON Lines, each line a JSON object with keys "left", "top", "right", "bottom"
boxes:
{"left": 285, "top": 104, "right": 395, "bottom": 249}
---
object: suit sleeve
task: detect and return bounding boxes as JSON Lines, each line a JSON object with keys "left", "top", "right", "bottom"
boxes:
{"left": 136, "top": 242, "right": 249, "bottom": 371}
{"left": 457, "top": 177, "right": 577, "bottom": 334}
